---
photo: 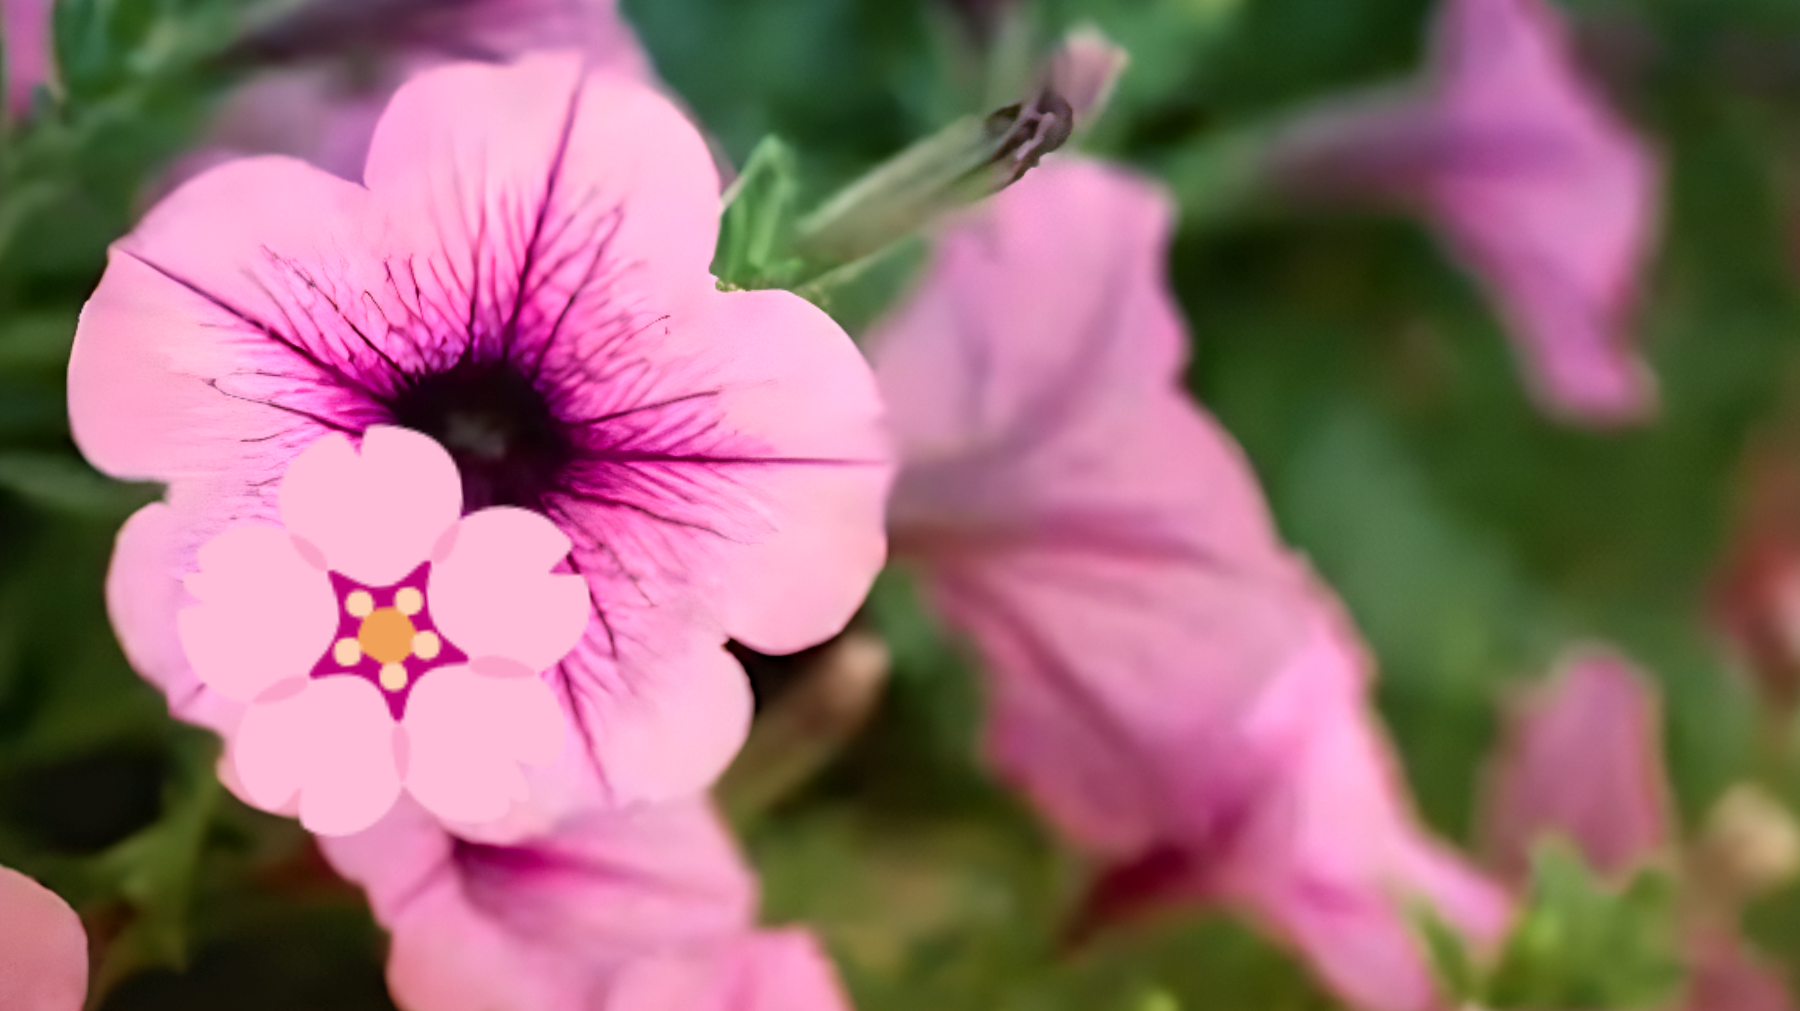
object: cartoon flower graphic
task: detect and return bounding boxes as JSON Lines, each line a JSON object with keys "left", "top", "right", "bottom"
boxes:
{"left": 73, "top": 53, "right": 892, "bottom": 834}
{"left": 178, "top": 425, "right": 589, "bottom": 835}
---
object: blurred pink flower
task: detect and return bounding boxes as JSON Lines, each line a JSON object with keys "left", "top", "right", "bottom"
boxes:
{"left": 0, "top": 865, "right": 87, "bottom": 1011}
{"left": 195, "top": 0, "right": 654, "bottom": 182}
{"left": 1266, "top": 0, "right": 1661, "bottom": 425}
{"left": 1478, "top": 647, "right": 1796, "bottom": 1011}
{"left": 321, "top": 796, "right": 850, "bottom": 1011}
{"left": 870, "top": 156, "right": 1509, "bottom": 1011}
{"left": 1478, "top": 646, "right": 1674, "bottom": 884}
{"left": 179, "top": 425, "right": 589, "bottom": 835}
{"left": 2, "top": 0, "right": 50, "bottom": 116}
{"left": 74, "top": 54, "right": 892, "bottom": 835}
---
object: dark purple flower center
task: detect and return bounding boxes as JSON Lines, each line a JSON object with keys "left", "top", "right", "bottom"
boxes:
{"left": 386, "top": 358, "right": 577, "bottom": 513}
{"left": 309, "top": 562, "right": 468, "bottom": 720}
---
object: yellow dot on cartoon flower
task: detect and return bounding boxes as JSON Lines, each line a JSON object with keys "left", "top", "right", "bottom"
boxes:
{"left": 379, "top": 663, "right": 408, "bottom": 692}
{"left": 332, "top": 638, "right": 362, "bottom": 667}
{"left": 395, "top": 587, "right": 424, "bottom": 616}
{"left": 413, "top": 630, "right": 441, "bottom": 661}
{"left": 345, "top": 590, "right": 375, "bottom": 618}
{"left": 358, "top": 607, "right": 417, "bottom": 663}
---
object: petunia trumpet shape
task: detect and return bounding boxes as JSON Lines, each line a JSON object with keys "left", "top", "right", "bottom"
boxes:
{"left": 320, "top": 796, "right": 852, "bottom": 1011}
{"left": 1264, "top": 0, "right": 1661, "bottom": 425}
{"left": 0, "top": 865, "right": 88, "bottom": 1011}
{"left": 74, "top": 54, "right": 892, "bottom": 835}
{"left": 870, "top": 157, "right": 1509, "bottom": 1011}
{"left": 1479, "top": 647, "right": 1796, "bottom": 1011}
{"left": 196, "top": 0, "right": 653, "bottom": 182}
{"left": 178, "top": 425, "right": 589, "bottom": 835}
{"left": 2, "top": 0, "right": 50, "bottom": 116}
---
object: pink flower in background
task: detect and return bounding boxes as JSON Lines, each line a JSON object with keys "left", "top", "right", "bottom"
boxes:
{"left": 0, "top": 865, "right": 87, "bottom": 1011}
{"left": 870, "top": 157, "right": 1509, "bottom": 1011}
{"left": 1265, "top": 0, "right": 1661, "bottom": 425}
{"left": 195, "top": 0, "right": 654, "bottom": 182}
{"left": 1479, "top": 647, "right": 1673, "bottom": 884}
{"left": 179, "top": 426, "right": 589, "bottom": 835}
{"left": 321, "top": 796, "right": 851, "bottom": 1011}
{"left": 1478, "top": 647, "right": 1796, "bottom": 1011}
{"left": 2, "top": 0, "right": 50, "bottom": 116}
{"left": 74, "top": 54, "right": 892, "bottom": 833}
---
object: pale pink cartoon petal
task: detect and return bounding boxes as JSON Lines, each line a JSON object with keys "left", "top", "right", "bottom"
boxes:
{"left": 403, "top": 666, "right": 566, "bottom": 825}
{"left": 429, "top": 508, "right": 591, "bottom": 673}
{"left": 177, "top": 522, "right": 337, "bottom": 702}
{"left": 0, "top": 866, "right": 87, "bottom": 1011}
{"left": 107, "top": 502, "right": 247, "bottom": 736}
{"left": 232, "top": 676, "right": 402, "bottom": 835}
{"left": 280, "top": 427, "right": 463, "bottom": 587}
{"left": 1480, "top": 646, "right": 1673, "bottom": 884}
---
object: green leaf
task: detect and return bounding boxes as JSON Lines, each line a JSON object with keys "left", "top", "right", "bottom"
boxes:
{"left": 87, "top": 730, "right": 223, "bottom": 1000}
{"left": 0, "top": 451, "right": 158, "bottom": 518}
{"left": 714, "top": 135, "right": 806, "bottom": 290}
{"left": 0, "top": 310, "right": 79, "bottom": 371}
{"left": 1483, "top": 842, "right": 1687, "bottom": 1010}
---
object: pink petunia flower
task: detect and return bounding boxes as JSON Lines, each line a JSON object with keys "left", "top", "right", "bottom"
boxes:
{"left": 870, "top": 156, "right": 1510, "bottom": 1011}
{"left": 1264, "top": 0, "right": 1661, "bottom": 425}
{"left": 0, "top": 865, "right": 88, "bottom": 1011}
{"left": 194, "top": 0, "right": 653, "bottom": 183}
{"left": 73, "top": 54, "right": 892, "bottom": 834}
{"left": 320, "top": 795, "right": 852, "bottom": 1011}
{"left": 1479, "top": 647, "right": 1796, "bottom": 1011}
{"left": 2, "top": 0, "right": 50, "bottom": 116}
{"left": 179, "top": 425, "right": 590, "bottom": 835}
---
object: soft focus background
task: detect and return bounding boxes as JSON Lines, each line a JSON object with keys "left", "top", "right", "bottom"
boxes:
{"left": 3, "top": 0, "right": 1800, "bottom": 1008}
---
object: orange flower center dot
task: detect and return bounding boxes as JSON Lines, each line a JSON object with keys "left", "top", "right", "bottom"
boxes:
{"left": 358, "top": 607, "right": 418, "bottom": 664}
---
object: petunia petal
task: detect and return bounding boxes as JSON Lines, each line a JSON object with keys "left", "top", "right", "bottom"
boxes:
{"left": 429, "top": 508, "right": 590, "bottom": 673}
{"left": 177, "top": 522, "right": 338, "bottom": 702}
{"left": 601, "top": 930, "right": 853, "bottom": 1011}
{"left": 548, "top": 613, "right": 754, "bottom": 809}
{"left": 403, "top": 666, "right": 566, "bottom": 826}
{"left": 232, "top": 676, "right": 402, "bottom": 835}
{"left": 363, "top": 52, "right": 721, "bottom": 337}
{"left": 1479, "top": 645, "right": 1674, "bottom": 884}
{"left": 632, "top": 286, "right": 894, "bottom": 656}
{"left": 69, "top": 156, "right": 388, "bottom": 488}
{"left": 1218, "top": 605, "right": 1514, "bottom": 1011}
{"left": 279, "top": 427, "right": 463, "bottom": 587}
{"left": 108, "top": 502, "right": 247, "bottom": 735}
{"left": 0, "top": 866, "right": 88, "bottom": 1011}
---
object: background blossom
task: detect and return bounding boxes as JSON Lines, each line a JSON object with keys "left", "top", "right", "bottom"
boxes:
{"left": 321, "top": 796, "right": 850, "bottom": 1011}
{"left": 1263, "top": 0, "right": 1661, "bottom": 424}
{"left": 873, "top": 158, "right": 1509, "bottom": 1011}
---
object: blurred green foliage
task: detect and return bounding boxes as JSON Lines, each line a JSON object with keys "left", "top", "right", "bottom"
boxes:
{"left": 4, "top": 0, "right": 1800, "bottom": 1008}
